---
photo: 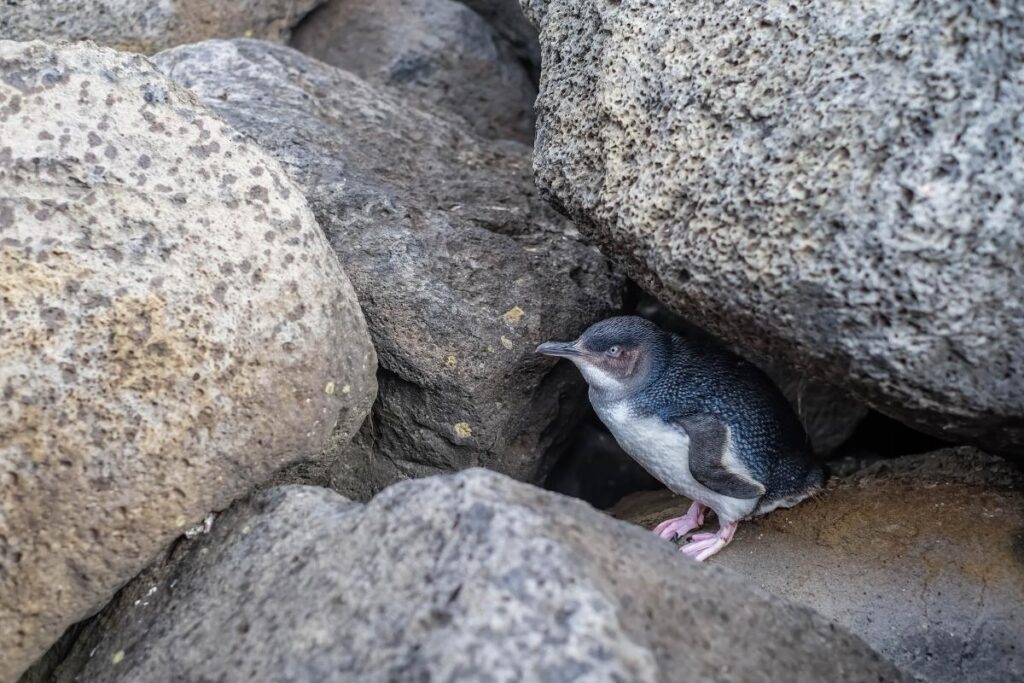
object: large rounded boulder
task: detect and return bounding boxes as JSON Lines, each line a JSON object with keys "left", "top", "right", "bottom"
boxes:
{"left": 521, "top": 0, "right": 1024, "bottom": 454}
{"left": 291, "top": 0, "right": 537, "bottom": 142}
{"left": 0, "top": 41, "right": 376, "bottom": 679}
{"left": 0, "top": 0, "right": 324, "bottom": 54}
{"left": 40, "top": 471, "right": 908, "bottom": 683}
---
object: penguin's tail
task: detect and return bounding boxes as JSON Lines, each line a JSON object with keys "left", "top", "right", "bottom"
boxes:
{"left": 755, "top": 459, "right": 827, "bottom": 516}
{"left": 806, "top": 460, "right": 829, "bottom": 493}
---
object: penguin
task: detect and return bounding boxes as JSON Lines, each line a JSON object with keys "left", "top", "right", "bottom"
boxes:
{"left": 537, "top": 316, "right": 825, "bottom": 561}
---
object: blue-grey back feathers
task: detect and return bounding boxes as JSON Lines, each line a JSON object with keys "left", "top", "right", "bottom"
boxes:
{"left": 628, "top": 325, "right": 824, "bottom": 508}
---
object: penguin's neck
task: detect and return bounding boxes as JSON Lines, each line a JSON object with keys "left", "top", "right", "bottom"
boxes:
{"left": 585, "top": 365, "right": 660, "bottom": 408}
{"left": 588, "top": 384, "right": 622, "bottom": 412}
{"left": 577, "top": 364, "right": 631, "bottom": 402}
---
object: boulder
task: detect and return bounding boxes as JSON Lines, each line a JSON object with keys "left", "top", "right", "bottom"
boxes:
{"left": 0, "top": 0, "right": 323, "bottom": 54}
{"left": 290, "top": 0, "right": 536, "bottom": 142}
{"left": 154, "top": 40, "right": 625, "bottom": 501}
{"left": 45, "top": 471, "right": 908, "bottom": 682}
{"left": 521, "top": 0, "right": 1024, "bottom": 455}
{"left": 612, "top": 448, "right": 1024, "bottom": 683}
{"left": 455, "top": 0, "right": 541, "bottom": 81}
{"left": 0, "top": 41, "right": 376, "bottom": 680}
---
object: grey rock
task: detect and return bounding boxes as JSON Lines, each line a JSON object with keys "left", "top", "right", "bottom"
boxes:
{"left": 0, "top": 0, "right": 323, "bottom": 54}
{"left": 612, "top": 447, "right": 1024, "bottom": 683}
{"left": 153, "top": 40, "right": 625, "bottom": 501}
{"left": 0, "top": 41, "right": 376, "bottom": 680}
{"left": 50, "top": 471, "right": 909, "bottom": 683}
{"left": 522, "top": 0, "right": 1024, "bottom": 455}
{"left": 455, "top": 0, "right": 541, "bottom": 81}
{"left": 291, "top": 0, "right": 536, "bottom": 142}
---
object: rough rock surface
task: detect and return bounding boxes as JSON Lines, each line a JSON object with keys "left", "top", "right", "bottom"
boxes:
{"left": 0, "top": 0, "right": 323, "bottom": 54}
{"left": 291, "top": 0, "right": 537, "bottom": 142}
{"left": 47, "top": 471, "right": 908, "bottom": 683}
{"left": 522, "top": 0, "right": 1024, "bottom": 454}
{"left": 612, "top": 448, "right": 1024, "bottom": 683}
{"left": 0, "top": 41, "right": 376, "bottom": 680}
{"left": 154, "top": 39, "right": 625, "bottom": 500}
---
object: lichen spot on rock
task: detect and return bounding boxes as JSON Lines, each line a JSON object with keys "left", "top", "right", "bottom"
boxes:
{"left": 453, "top": 422, "right": 472, "bottom": 439}
{"left": 502, "top": 306, "right": 524, "bottom": 324}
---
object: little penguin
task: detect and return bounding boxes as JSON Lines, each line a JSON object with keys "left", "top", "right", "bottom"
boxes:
{"left": 537, "top": 316, "right": 825, "bottom": 561}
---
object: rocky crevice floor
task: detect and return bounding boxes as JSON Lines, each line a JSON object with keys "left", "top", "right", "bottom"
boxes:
{"left": 611, "top": 449, "right": 1024, "bottom": 683}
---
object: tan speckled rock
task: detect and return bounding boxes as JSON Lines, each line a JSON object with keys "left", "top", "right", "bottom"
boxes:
{"left": 0, "top": 40, "right": 376, "bottom": 680}
{"left": 0, "top": 0, "right": 324, "bottom": 54}
{"left": 522, "top": 0, "right": 1024, "bottom": 455}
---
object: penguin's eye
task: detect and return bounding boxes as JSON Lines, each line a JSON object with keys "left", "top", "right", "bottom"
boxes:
{"left": 607, "top": 346, "right": 621, "bottom": 357}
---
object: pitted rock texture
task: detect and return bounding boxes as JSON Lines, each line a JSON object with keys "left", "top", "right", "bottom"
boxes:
{"left": 291, "top": 0, "right": 537, "bottom": 142}
{"left": 0, "top": 0, "right": 323, "bottom": 54}
{"left": 45, "top": 471, "right": 908, "bottom": 683}
{"left": 154, "top": 39, "right": 625, "bottom": 501}
{"left": 612, "top": 448, "right": 1024, "bottom": 683}
{"left": 522, "top": 0, "right": 1024, "bottom": 455}
{"left": 0, "top": 41, "right": 376, "bottom": 680}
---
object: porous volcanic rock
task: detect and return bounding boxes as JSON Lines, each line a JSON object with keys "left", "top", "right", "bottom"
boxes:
{"left": 0, "top": 0, "right": 323, "bottom": 54}
{"left": 0, "top": 40, "right": 376, "bottom": 680}
{"left": 521, "top": 0, "right": 1024, "bottom": 455}
{"left": 46, "top": 471, "right": 908, "bottom": 683}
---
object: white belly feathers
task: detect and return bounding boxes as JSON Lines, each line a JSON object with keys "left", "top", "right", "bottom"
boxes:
{"left": 593, "top": 400, "right": 758, "bottom": 522}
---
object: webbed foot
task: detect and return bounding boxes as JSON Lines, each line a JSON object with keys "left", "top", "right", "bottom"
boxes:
{"left": 653, "top": 501, "right": 707, "bottom": 540}
{"left": 680, "top": 520, "right": 737, "bottom": 562}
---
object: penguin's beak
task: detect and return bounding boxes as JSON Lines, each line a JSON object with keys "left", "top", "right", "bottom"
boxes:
{"left": 535, "top": 341, "right": 582, "bottom": 358}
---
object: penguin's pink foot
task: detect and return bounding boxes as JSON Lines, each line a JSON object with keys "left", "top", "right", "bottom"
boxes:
{"left": 680, "top": 521, "right": 737, "bottom": 562}
{"left": 653, "top": 502, "right": 707, "bottom": 540}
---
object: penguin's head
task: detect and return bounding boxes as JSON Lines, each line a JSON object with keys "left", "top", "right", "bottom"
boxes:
{"left": 536, "top": 316, "right": 667, "bottom": 396}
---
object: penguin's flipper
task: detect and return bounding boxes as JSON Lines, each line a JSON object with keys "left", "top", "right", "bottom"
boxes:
{"left": 674, "top": 414, "right": 765, "bottom": 500}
